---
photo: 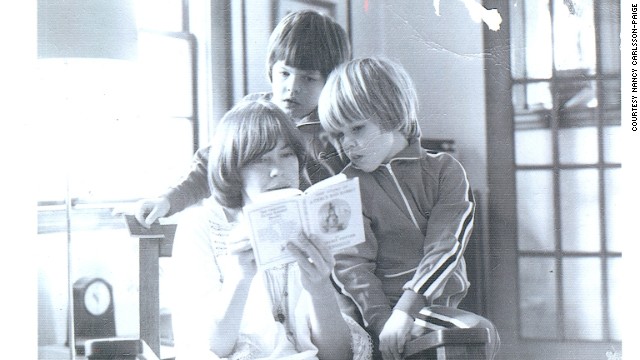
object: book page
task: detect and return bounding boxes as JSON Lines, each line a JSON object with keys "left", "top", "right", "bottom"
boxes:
{"left": 244, "top": 196, "right": 304, "bottom": 269}
{"left": 304, "top": 173, "right": 348, "bottom": 193}
{"left": 302, "top": 177, "right": 365, "bottom": 253}
{"left": 244, "top": 177, "right": 365, "bottom": 269}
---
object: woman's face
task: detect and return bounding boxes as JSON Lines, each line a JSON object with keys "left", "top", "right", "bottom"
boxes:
{"left": 240, "top": 139, "right": 300, "bottom": 205}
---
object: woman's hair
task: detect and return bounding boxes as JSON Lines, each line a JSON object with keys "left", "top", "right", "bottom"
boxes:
{"left": 266, "top": 10, "right": 352, "bottom": 82}
{"left": 208, "top": 100, "right": 306, "bottom": 209}
{"left": 318, "top": 57, "right": 421, "bottom": 139}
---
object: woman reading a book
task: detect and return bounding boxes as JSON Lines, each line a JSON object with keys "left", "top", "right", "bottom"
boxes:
{"left": 170, "top": 99, "right": 370, "bottom": 360}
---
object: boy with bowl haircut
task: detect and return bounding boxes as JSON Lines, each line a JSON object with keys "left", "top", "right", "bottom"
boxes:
{"left": 318, "top": 57, "right": 499, "bottom": 360}
{"left": 135, "top": 10, "right": 351, "bottom": 227}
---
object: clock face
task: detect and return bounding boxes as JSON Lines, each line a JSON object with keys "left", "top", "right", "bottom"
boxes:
{"left": 83, "top": 280, "right": 112, "bottom": 316}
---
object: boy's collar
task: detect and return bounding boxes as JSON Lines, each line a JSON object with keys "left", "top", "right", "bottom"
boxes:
{"left": 262, "top": 91, "right": 320, "bottom": 133}
{"left": 348, "top": 137, "right": 421, "bottom": 171}
{"left": 294, "top": 108, "right": 322, "bottom": 134}
{"left": 387, "top": 137, "right": 422, "bottom": 162}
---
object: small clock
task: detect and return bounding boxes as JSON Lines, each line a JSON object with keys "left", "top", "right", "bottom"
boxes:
{"left": 83, "top": 279, "right": 112, "bottom": 316}
{"left": 71, "top": 277, "right": 116, "bottom": 354}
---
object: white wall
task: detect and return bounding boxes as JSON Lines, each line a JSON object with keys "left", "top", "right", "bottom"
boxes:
{"left": 350, "top": 0, "right": 489, "bottom": 193}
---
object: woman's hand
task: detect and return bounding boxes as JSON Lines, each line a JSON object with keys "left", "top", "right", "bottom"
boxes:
{"left": 288, "top": 233, "right": 354, "bottom": 360}
{"left": 287, "top": 233, "right": 334, "bottom": 289}
{"left": 221, "top": 221, "right": 257, "bottom": 281}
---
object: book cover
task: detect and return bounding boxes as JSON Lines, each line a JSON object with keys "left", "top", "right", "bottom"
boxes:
{"left": 243, "top": 174, "right": 365, "bottom": 269}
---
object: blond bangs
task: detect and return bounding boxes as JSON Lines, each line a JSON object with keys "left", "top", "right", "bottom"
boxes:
{"left": 319, "top": 58, "right": 421, "bottom": 139}
{"left": 319, "top": 64, "right": 372, "bottom": 135}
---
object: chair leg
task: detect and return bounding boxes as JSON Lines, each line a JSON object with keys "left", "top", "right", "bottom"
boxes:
{"left": 139, "top": 238, "right": 161, "bottom": 357}
{"left": 405, "top": 344, "right": 487, "bottom": 360}
{"left": 436, "top": 343, "right": 487, "bottom": 359}
{"left": 404, "top": 328, "right": 490, "bottom": 360}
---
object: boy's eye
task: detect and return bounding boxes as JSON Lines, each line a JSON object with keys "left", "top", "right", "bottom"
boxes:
{"left": 282, "top": 150, "right": 296, "bottom": 158}
{"left": 254, "top": 156, "right": 269, "bottom": 164}
{"left": 305, "top": 76, "right": 318, "bottom": 82}
{"left": 351, "top": 125, "right": 364, "bottom": 133}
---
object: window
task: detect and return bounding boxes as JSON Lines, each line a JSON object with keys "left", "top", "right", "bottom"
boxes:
{"left": 37, "top": 0, "right": 197, "bottom": 227}
{"left": 510, "top": 0, "right": 621, "bottom": 342}
{"left": 485, "top": 0, "right": 621, "bottom": 356}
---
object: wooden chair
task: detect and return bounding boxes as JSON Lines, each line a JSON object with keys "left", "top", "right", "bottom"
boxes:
{"left": 400, "top": 191, "right": 497, "bottom": 359}
{"left": 76, "top": 215, "right": 174, "bottom": 359}
{"left": 404, "top": 327, "right": 491, "bottom": 360}
{"left": 134, "top": 222, "right": 177, "bottom": 359}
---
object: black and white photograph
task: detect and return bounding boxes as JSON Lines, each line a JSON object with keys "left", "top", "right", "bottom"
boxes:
{"left": 5, "top": 0, "right": 630, "bottom": 359}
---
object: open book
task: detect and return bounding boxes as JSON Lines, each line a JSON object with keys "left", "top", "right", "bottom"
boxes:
{"left": 243, "top": 174, "right": 365, "bottom": 269}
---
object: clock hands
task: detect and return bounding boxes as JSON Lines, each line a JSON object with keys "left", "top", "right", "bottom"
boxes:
{"left": 92, "top": 292, "right": 100, "bottom": 304}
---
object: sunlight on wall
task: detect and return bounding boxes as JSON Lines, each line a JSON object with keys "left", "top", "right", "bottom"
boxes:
{"left": 35, "top": 59, "right": 192, "bottom": 203}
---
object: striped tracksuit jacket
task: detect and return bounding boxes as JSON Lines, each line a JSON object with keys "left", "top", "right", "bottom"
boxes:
{"left": 332, "top": 139, "right": 475, "bottom": 338}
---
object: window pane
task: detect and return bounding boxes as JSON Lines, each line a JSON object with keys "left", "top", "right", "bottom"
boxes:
{"left": 560, "top": 169, "right": 600, "bottom": 252}
{"left": 513, "top": 82, "right": 552, "bottom": 128}
{"left": 604, "top": 169, "right": 621, "bottom": 253}
{"left": 556, "top": 78, "right": 596, "bottom": 109}
{"left": 602, "top": 126, "right": 621, "bottom": 163}
{"left": 515, "top": 129, "right": 553, "bottom": 165}
{"left": 516, "top": 170, "right": 555, "bottom": 251}
{"left": 508, "top": 0, "right": 526, "bottom": 79}
{"left": 596, "top": 2, "right": 621, "bottom": 74}
{"left": 38, "top": 139, "right": 70, "bottom": 202}
{"left": 558, "top": 127, "right": 598, "bottom": 164}
{"left": 556, "top": 78, "right": 598, "bottom": 127}
{"left": 602, "top": 79, "right": 622, "bottom": 126}
{"left": 67, "top": 117, "right": 193, "bottom": 201}
{"left": 138, "top": 33, "right": 193, "bottom": 118}
{"left": 519, "top": 257, "right": 558, "bottom": 338}
{"left": 553, "top": 0, "right": 596, "bottom": 74}
{"left": 562, "top": 257, "right": 602, "bottom": 340}
{"left": 135, "top": 0, "right": 183, "bottom": 32}
{"left": 510, "top": 0, "right": 552, "bottom": 79}
{"left": 35, "top": 59, "right": 143, "bottom": 202}
{"left": 608, "top": 257, "right": 621, "bottom": 341}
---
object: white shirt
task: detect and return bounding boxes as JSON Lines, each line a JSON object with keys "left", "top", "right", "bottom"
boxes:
{"left": 170, "top": 201, "right": 319, "bottom": 360}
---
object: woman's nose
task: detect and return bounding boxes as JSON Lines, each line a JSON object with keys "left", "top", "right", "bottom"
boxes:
{"left": 269, "top": 167, "right": 279, "bottom": 178}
